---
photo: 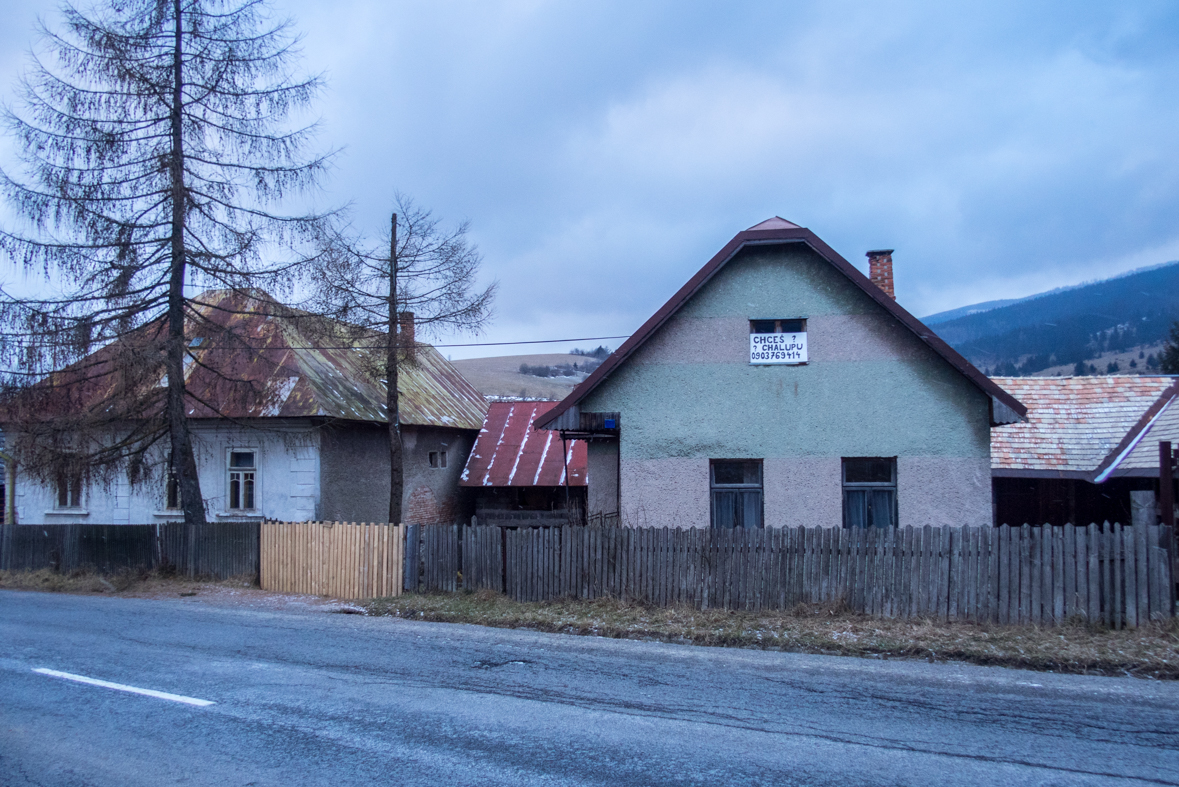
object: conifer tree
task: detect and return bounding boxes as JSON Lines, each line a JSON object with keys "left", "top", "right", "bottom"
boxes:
{"left": 0, "top": 0, "right": 334, "bottom": 526}
{"left": 1161, "top": 322, "right": 1179, "bottom": 375}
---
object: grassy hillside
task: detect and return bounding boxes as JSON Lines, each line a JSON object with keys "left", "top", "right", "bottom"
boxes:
{"left": 450, "top": 353, "right": 588, "bottom": 400}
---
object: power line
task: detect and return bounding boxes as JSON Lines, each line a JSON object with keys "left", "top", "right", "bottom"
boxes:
{"left": 433, "top": 335, "right": 628, "bottom": 349}
{"left": 0, "top": 335, "right": 631, "bottom": 371}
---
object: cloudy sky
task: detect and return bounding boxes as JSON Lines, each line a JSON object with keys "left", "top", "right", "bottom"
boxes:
{"left": 2, "top": 0, "right": 1178, "bottom": 358}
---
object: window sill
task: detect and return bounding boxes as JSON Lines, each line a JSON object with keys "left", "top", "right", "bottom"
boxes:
{"left": 216, "top": 511, "right": 263, "bottom": 520}
{"left": 44, "top": 509, "right": 89, "bottom": 517}
{"left": 152, "top": 511, "right": 185, "bottom": 518}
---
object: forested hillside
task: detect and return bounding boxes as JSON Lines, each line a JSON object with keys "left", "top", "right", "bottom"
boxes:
{"left": 924, "top": 262, "right": 1179, "bottom": 376}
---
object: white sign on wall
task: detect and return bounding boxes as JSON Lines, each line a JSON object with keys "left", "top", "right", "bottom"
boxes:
{"left": 749, "top": 332, "right": 807, "bottom": 365}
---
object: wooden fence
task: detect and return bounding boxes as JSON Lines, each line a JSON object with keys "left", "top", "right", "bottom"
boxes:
{"left": 260, "top": 522, "right": 406, "bottom": 600}
{"left": 0, "top": 522, "right": 259, "bottom": 580}
{"left": 441, "top": 523, "right": 1175, "bottom": 628}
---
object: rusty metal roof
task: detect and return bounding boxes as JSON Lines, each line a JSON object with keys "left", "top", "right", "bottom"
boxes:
{"left": 6, "top": 290, "right": 488, "bottom": 431}
{"left": 461, "top": 401, "right": 586, "bottom": 487}
{"left": 188, "top": 290, "right": 488, "bottom": 429}
{"left": 990, "top": 376, "right": 1178, "bottom": 477}
{"left": 536, "top": 218, "right": 1025, "bottom": 432}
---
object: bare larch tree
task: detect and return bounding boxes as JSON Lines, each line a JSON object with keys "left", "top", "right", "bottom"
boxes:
{"left": 0, "top": 0, "right": 334, "bottom": 526}
{"left": 310, "top": 194, "right": 496, "bottom": 523}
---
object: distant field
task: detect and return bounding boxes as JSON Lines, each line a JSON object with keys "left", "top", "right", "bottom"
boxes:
{"left": 1030, "top": 341, "right": 1168, "bottom": 377}
{"left": 451, "top": 353, "right": 591, "bottom": 399}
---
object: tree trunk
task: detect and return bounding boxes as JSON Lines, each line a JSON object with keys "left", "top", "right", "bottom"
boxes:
{"left": 387, "top": 213, "right": 404, "bottom": 524}
{"left": 168, "top": 0, "right": 206, "bottom": 528}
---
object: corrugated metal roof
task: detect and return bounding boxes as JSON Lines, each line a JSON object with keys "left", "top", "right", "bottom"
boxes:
{"left": 7, "top": 290, "right": 488, "bottom": 431}
{"left": 461, "top": 402, "right": 586, "bottom": 487}
{"left": 990, "top": 376, "right": 1176, "bottom": 474}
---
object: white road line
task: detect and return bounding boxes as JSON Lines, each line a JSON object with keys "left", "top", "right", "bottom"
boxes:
{"left": 33, "top": 668, "right": 215, "bottom": 707}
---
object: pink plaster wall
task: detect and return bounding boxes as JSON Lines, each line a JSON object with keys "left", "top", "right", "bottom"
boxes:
{"left": 619, "top": 457, "right": 709, "bottom": 528}
{"left": 627, "top": 314, "right": 926, "bottom": 367}
{"left": 616, "top": 455, "right": 991, "bottom": 529}
{"left": 897, "top": 456, "right": 992, "bottom": 527}
{"left": 763, "top": 457, "right": 843, "bottom": 528}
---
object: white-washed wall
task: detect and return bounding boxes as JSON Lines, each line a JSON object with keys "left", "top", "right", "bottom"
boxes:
{"left": 13, "top": 420, "right": 321, "bottom": 525}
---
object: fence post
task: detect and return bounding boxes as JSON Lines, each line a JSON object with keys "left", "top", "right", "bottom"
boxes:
{"left": 404, "top": 524, "right": 419, "bottom": 592}
{"left": 0, "top": 521, "right": 12, "bottom": 571}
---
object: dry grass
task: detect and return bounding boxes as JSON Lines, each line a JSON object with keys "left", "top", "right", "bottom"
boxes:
{"left": 0, "top": 568, "right": 256, "bottom": 596}
{"left": 449, "top": 353, "right": 581, "bottom": 399}
{"left": 367, "top": 590, "right": 1179, "bottom": 679}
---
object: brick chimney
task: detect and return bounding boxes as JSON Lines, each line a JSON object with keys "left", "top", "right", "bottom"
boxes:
{"left": 398, "top": 311, "right": 415, "bottom": 361}
{"left": 866, "top": 249, "right": 895, "bottom": 299}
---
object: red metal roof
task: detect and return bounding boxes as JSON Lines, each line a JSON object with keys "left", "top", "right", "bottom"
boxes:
{"left": 461, "top": 402, "right": 586, "bottom": 487}
{"left": 536, "top": 218, "right": 1025, "bottom": 431}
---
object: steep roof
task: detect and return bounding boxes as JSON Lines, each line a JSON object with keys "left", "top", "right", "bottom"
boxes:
{"left": 461, "top": 401, "right": 586, "bottom": 488}
{"left": 535, "top": 218, "right": 1025, "bottom": 431}
{"left": 5, "top": 290, "right": 488, "bottom": 431}
{"left": 990, "top": 376, "right": 1179, "bottom": 479}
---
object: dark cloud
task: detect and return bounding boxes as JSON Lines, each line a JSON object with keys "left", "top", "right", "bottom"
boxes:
{"left": 4, "top": 0, "right": 1179, "bottom": 357}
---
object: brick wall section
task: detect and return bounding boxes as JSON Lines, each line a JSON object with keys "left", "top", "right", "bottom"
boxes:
{"left": 406, "top": 485, "right": 454, "bottom": 525}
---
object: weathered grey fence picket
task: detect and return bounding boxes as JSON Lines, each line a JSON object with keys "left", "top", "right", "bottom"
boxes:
{"left": 424, "top": 523, "right": 1174, "bottom": 627}
{"left": 0, "top": 522, "right": 259, "bottom": 580}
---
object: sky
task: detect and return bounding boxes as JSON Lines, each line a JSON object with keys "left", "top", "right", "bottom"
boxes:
{"left": 2, "top": 0, "right": 1179, "bottom": 358}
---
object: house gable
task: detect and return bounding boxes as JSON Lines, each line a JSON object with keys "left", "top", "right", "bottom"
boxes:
{"left": 536, "top": 221, "right": 1024, "bottom": 432}
{"left": 578, "top": 242, "right": 994, "bottom": 462}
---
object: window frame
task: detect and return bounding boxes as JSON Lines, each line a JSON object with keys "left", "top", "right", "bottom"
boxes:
{"left": 709, "top": 459, "right": 764, "bottom": 530}
{"left": 54, "top": 471, "right": 83, "bottom": 509}
{"left": 428, "top": 450, "right": 448, "bottom": 469}
{"left": 226, "top": 448, "right": 258, "bottom": 512}
{"left": 165, "top": 472, "right": 181, "bottom": 510}
{"left": 841, "top": 457, "right": 898, "bottom": 528}
{"left": 749, "top": 318, "right": 808, "bottom": 365}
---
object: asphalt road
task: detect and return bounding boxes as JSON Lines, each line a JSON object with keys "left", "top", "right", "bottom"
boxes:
{"left": 2, "top": 591, "right": 1178, "bottom": 786}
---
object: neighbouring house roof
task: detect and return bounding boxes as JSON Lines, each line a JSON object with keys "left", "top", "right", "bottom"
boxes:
{"left": 461, "top": 402, "right": 586, "bottom": 488}
{"left": 4, "top": 289, "right": 488, "bottom": 431}
{"left": 990, "top": 376, "right": 1179, "bottom": 480}
{"left": 535, "top": 218, "right": 1025, "bottom": 431}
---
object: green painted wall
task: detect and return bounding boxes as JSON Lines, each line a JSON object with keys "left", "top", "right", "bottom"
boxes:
{"left": 584, "top": 243, "right": 990, "bottom": 460}
{"left": 581, "top": 242, "right": 994, "bottom": 528}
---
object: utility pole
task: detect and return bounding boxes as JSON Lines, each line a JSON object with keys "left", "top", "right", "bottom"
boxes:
{"left": 387, "top": 214, "right": 403, "bottom": 525}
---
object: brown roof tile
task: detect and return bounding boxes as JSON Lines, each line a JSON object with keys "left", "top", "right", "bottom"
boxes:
{"left": 990, "top": 376, "right": 1175, "bottom": 474}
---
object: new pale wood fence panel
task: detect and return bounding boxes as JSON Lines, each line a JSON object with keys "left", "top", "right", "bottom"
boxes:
{"left": 260, "top": 522, "right": 405, "bottom": 600}
{"left": 447, "top": 523, "right": 1174, "bottom": 628}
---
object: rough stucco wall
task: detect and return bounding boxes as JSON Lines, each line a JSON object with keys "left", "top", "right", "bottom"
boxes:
{"left": 321, "top": 423, "right": 477, "bottom": 524}
{"left": 583, "top": 243, "right": 993, "bottom": 529}
{"left": 587, "top": 440, "right": 620, "bottom": 519}
{"left": 763, "top": 457, "right": 842, "bottom": 529}
{"left": 319, "top": 423, "right": 390, "bottom": 522}
{"left": 12, "top": 420, "right": 321, "bottom": 525}
{"left": 619, "top": 457, "right": 708, "bottom": 528}
{"left": 898, "top": 456, "right": 992, "bottom": 527}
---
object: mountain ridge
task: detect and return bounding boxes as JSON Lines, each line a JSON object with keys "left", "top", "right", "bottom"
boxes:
{"left": 922, "top": 261, "right": 1179, "bottom": 376}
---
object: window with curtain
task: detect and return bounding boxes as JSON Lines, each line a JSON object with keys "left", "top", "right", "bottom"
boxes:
{"left": 710, "top": 459, "right": 763, "bottom": 529}
{"left": 842, "top": 458, "right": 897, "bottom": 528}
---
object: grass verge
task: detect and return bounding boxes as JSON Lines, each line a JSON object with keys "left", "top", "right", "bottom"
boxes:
{"left": 367, "top": 590, "right": 1179, "bottom": 679}
{"left": 0, "top": 567, "right": 255, "bottom": 595}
